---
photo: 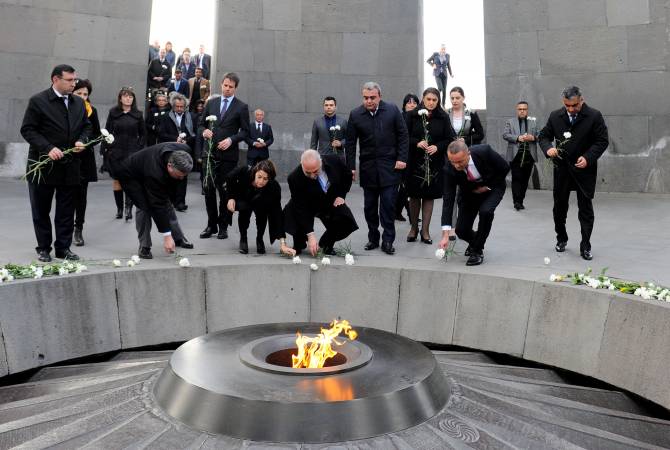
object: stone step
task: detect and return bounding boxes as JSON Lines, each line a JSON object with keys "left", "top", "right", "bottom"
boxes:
{"left": 456, "top": 383, "right": 670, "bottom": 448}
{"left": 27, "top": 360, "right": 166, "bottom": 382}
{"left": 432, "top": 351, "right": 495, "bottom": 363}
{"left": 109, "top": 351, "right": 173, "bottom": 362}
{"left": 441, "top": 360, "right": 565, "bottom": 383}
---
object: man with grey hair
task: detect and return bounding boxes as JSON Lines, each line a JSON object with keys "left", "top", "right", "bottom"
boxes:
{"left": 539, "top": 86, "right": 608, "bottom": 261}
{"left": 345, "top": 81, "right": 408, "bottom": 255}
{"left": 156, "top": 93, "right": 196, "bottom": 211}
{"left": 283, "top": 149, "right": 358, "bottom": 256}
{"left": 114, "top": 143, "right": 195, "bottom": 258}
{"left": 427, "top": 44, "right": 453, "bottom": 106}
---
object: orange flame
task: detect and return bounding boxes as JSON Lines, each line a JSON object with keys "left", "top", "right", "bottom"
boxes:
{"left": 291, "top": 320, "right": 358, "bottom": 369}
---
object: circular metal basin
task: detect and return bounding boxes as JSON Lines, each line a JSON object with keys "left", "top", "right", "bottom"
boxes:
{"left": 152, "top": 322, "right": 449, "bottom": 443}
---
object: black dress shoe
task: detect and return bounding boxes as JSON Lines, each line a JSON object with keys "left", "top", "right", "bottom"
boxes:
{"left": 364, "top": 241, "right": 379, "bottom": 251}
{"left": 239, "top": 239, "right": 249, "bottom": 254}
{"left": 37, "top": 250, "right": 52, "bottom": 262}
{"left": 406, "top": 228, "right": 418, "bottom": 242}
{"left": 381, "top": 241, "right": 395, "bottom": 255}
{"left": 73, "top": 228, "right": 84, "bottom": 246}
{"left": 581, "top": 249, "right": 593, "bottom": 261}
{"left": 420, "top": 231, "right": 432, "bottom": 245}
{"left": 256, "top": 238, "right": 266, "bottom": 254}
{"left": 139, "top": 247, "right": 153, "bottom": 259}
{"left": 555, "top": 241, "right": 567, "bottom": 252}
{"left": 466, "top": 252, "right": 484, "bottom": 266}
{"left": 514, "top": 203, "right": 522, "bottom": 211}
{"left": 519, "top": 204, "right": 525, "bottom": 210}
{"left": 175, "top": 237, "right": 194, "bottom": 249}
{"left": 55, "top": 248, "right": 79, "bottom": 260}
{"left": 217, "top": 229, "right": 228, "bottom": 240}
{"left": 115, "top": 208, "right": 123, "bottom": 219}
{"left": 200, "top": 227, "right": 216, "bottom": 239}
{"left": 464, "top": 245, "right": 472, "bottom": 257}
{"left": 175, "top": 204, "right": 188, "bottom": 212}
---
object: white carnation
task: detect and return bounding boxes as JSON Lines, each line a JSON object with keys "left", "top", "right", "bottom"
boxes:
{"left": 544, "top": 257, "right": 550, "bottom": 265}
{"left": 105, "top": 134, "right": 115, "bottom": 144}
{"left": 58, "top": 267, "right": 68, "bottom": 276}
{"left": 178, "top": 257, "right": 190, "bottom": 267}
{"left": 75, "top": 264, "right": 87, "bottom": 273}
{"left": 100, "top": 128, "right": 110, "bottom": 137}
{"left": 335, "top": 125, "right": 341, "bottom": 130}
{"left": 417, "top": 109, "right": 429, "bottom": 116}
{"left": 206, "top": 115, "right": 217, "bottom": 122}
{"left": 131, "top": 255, "right": 141, "bottom": 264}
{"left": 127, "top": 260, "right": 136, "bottom": 267}
{"left": 344, "top": 254, "right": 355, "bottom": 266}
{"left": 292, "top": 256, "right": 302, "bottom": 264}
{"left": 329, "top": 126, "right": 336, "bottom": 131}
{"left": 34, "top": 267, "right": 43, "bottom": 279}
{"left": 563, "top": 131, "right": 571, "bottom": 139}
{"left": 112, "top": 259, "right": 122, "bottom": 267}
{"left": 178, "top": 132, "right": 187, "bottom": 139}
{"left": 435, "top": 248, "right": 446, "bottom": 260}
{"left": 321, "top": 257, "right": 331, "bottom": 265}
{"left": 310, "top": 263, "right": 319, "bottom": 271}
{"left": 257, "top": 138, "right": 264, "bottom": 143}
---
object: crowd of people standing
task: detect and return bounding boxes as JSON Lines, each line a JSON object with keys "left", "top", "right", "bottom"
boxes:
{"left": 19, "top": 42, "right": 608, "bottom": 267}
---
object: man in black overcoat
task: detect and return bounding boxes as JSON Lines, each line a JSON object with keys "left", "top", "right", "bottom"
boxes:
{"left": 197, "top": 72, "right": 250, "bottom": 239}
{"left": 148, "top": 48, "right": 172, "bottom": 90}
{"left": 438, "top": 141, "right": 509, "bottom": 266}
{"left": 114, "top": 143, "right": 194, "bottom": 258}
{"left": 284, "top": 150, "right": 358, "bottom": 256}
{"left": 539, "top": 86, "right": 609, "bottom": 260}
{"left": 20, "top": 64, "right": 92, "bottom": 262}
{"left": 345, "top": 81, "right": 408, "bottom": 255}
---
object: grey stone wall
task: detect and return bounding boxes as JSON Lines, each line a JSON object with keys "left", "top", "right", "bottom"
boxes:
{"left": 484, "top": 0, "right": 670, "bottom": 193}
{"left": 0, "top": 0, "right": 152, "bottom": 176}
{"left": 214, "top": 0, "right": 423, "bottom": 175}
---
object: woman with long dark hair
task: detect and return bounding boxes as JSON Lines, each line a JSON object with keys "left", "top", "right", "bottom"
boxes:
{"left": 226, "top": 160, "right": 295, "bottom": 256}
{"left": 101, "top": 87, "right": 146, "bottom": 221}
{"left": 405, "top": 87, "right": 455, "bottom": 244}
{"left": 71, "top": 79, "right": 99, "bottom": 246}
{"left": 446, "top": 86, "right": 485, "bottom": 146}
{"left": 395, "top": 93, "right": 420, "bottom": 222}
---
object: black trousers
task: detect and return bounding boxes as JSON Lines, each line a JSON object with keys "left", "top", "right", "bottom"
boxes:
{"left": 510, "top": 153, "right": 536, "bottom": 205}
{"left": 553, "top": 175, "right": 594, "bottom": 251}
{"left": 74, "top": 181, "right": 89, "bottom": 229}
{"left": 435, "top": 73, "right": 447, "bottom": 105}
{"left": 290, "top": 204, "right": 357, "bottom": 251}
{"left": 455, "top": 186, "right": 505, "bottom": 253}
{"left": 363, "top": 185, "right": 397, "bottom": 244}
{"left": 238, "top": 207, "right": 267, "bottom": 239}
{"left": 203, "top": 161, "right": 236, "bottom": 229}
{"left": 28, "top": 183, "right": 77, "bottom": 252}
{"left": 173, "top": 176, "right": 188, "bottom": 207}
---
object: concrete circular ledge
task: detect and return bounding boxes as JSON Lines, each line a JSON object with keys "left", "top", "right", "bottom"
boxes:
{"left": 0, "top": 261, "right": 668, "bottom": 412}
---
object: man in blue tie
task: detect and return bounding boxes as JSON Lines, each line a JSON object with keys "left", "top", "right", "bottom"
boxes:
{"left": 283, "top": 150, "right": 358, "bottom": 256}
{"left": 539, "top": 86, "right": 609, "bottom": 261}
{"left": 197, "top": 73, "right": 250, "bottom": 240}
{"left": 168, "top": 69, "right": 189, "bottom": 97}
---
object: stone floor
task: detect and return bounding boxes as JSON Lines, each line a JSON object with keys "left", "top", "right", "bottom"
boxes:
{"left": 1, "top": 350, "right": 669, "bottom": 449}
{"left": 1, "top": 177, "right": 669, "bottom": 286}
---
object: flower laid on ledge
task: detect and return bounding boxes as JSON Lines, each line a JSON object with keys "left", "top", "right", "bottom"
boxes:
{"left": 320, "top": 257, "right": 331, "bottom": 266}
{"left": 113, "top": 259, "right": 122, "bottom": 267}
{"left": 292, "top": 256, "right": 302, "bottom": 264}
{"left": 544, "top": 257, "right": 551, "bottom": 265}
{"left": 549, "top": 268, "right": 670, "bottom": 303}
{"left": 178, "top": 257, "right": 190, "bottom": 267}
{"left": 435, "top": 239, "right": 458, "bottom": 262}
{"left": 344, "top": 254, "right": 355, "bottom": 266}
{"left": 310, "top": 263, "right": 319, "bottom": 271}
{"left": 1, "top": 261, "right": 87, "bottom": 282}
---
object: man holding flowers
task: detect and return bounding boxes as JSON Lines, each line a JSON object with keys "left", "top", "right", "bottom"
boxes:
{"left": 20, "top": 64, "right": 92, "bottom": 262}
{"left": 539, "top": 86, "right": 609, "bottom": 261}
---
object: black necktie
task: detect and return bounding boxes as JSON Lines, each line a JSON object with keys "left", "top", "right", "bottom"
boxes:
{"left": 61, "top": 95, "right": 69, "bottom": 110}
{"left": 257, "top": 124, "right": 261, "bottom": 133}
{"left": 569, "top": 114, "right": 575, "bottom": 124}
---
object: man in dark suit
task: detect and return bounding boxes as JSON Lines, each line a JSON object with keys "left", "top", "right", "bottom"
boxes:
{"left": 114, "top": 143, "right": 194, "bottom": 258}
{"left": 245, "top": 109, "right": 274, "bottom": 167}
{"left": 167, "top": 69, "right": 190, "bottom": 97}
{"left": 284, "top": 150, "right": 358, "bottom": 256}
{"left": 156, "top": 93, "right": 196, "bottom": 212}
{"left": 310, "top": 96, "right": 347, "bottom": 157}
{"left": 20, "top": 64, "right": 92, "bottom": 262}
{"left": 426, "top": 44, "right": 453, "bottom": 106}
{"left": 194, "top": 44, "right": 212, "bottom": 79}
{"left": 148, "top": 48, "right": 172, "bottom": 90}
{"left": 345, "top": 81, "right": 408, "bottom": 255}
{"left": 438, "top": 141, "right": 510, "bottom": 266}
{"left": 502, "top": 101, "right": 541, "bottom": 210}
{"left": 539, "top": 86, "right": 609, "bottom": 260}
{"left": 197, "top": 72, "right": 250, "bottom": 240}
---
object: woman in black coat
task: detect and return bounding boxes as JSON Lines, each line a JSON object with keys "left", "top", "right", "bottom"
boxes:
{"left": 446, "top": 86, "right": 485, "bottom": 146}
{"left": 102, "top": 87, "right": 146, "bottom": 220}
{"left": 405, "top": 87, "right": 456, "bottom": 244}
{"left": 226, "top": 160, "right": 295, "bottom": 256}
{"left": 70, "top": 78, "right": 99, "bottom": 246}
